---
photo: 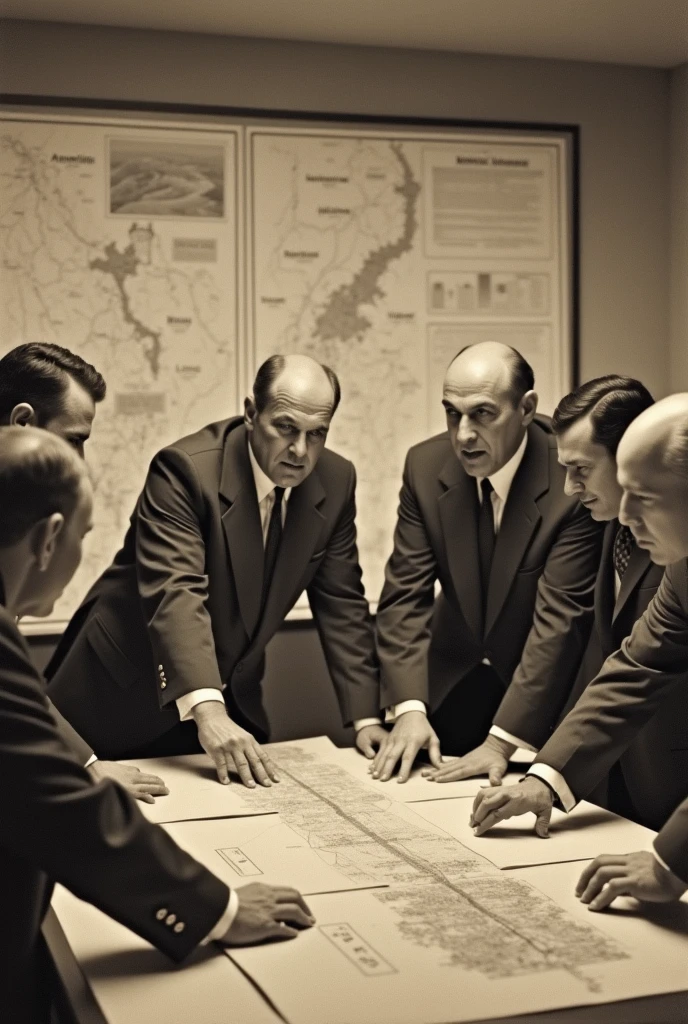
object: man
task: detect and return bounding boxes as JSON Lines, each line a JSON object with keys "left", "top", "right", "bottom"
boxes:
{"left": 471, "top": 394, "right": 688, "bottom": 910}
{"left": 0, "top": 342, "right": 168, "bottom": 802}
{"left": 428, "top": 376, "right": 687, "bottom": 831}
{"left": 48, "top": 353, "right": 383, "bottom": 785}
{"left": 371, "top": 341, "right": 603, "bottom": 782}
{"left": 0, "top": 426, "right": 313, "bottom": 1023}
{"left": 0, "top": 342, "right": 168, "bottom": 803}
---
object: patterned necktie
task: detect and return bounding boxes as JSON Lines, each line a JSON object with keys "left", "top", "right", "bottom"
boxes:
{"left": 613, "top": 524, "right": 634, "bottom": 579}
{"left": 477, "top": 478, "right": 495, "bottom": 618}
{"left": 261, "top": 486, "right": 285, "bottom": 611}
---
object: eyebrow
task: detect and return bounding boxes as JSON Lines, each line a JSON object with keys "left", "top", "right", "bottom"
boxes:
{"left": 557, "top": 456, "right": 592, "bottom": 467}
{"left": 442, "top": 399, "right": 498, "bottom": 413}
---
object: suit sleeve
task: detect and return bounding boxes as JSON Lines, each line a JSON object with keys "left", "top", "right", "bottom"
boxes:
{"left": 493, "top": 502, "right": 602, "bottom": 748}
{"left": 47, "top": 695, "right": 94, "bottom": 765}
{"left": 655, "top": 797, "right": 688, "bottom": 884}
{"left": 135, "top": 446, "right": 225, "bottom": 706}
{"left": 532, "top": 560, "right": 688, "bottom": 802}
{"left": 307, "top": 465, "right": 380, "bottom": 722}
{"left": 374, "top": 453, "right": 439, "bottom": 706}
{"left": 0, "top": 615, "right": 229, "bottom": 960}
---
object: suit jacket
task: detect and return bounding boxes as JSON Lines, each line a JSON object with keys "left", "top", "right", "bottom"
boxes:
{"left": 593, "top": 522, "right": 688, "bottom": 828}
{"left": 376, "top": 418, "right": 603, "bottom": 744}
{"left": 535, "top": 558, "right": 688, "bottom": 883}
{"left": 0, "top": 595, "right": 229, "bottom": 1023}
{"left": 47, "top": 418, "right": 378, "bottom": 757}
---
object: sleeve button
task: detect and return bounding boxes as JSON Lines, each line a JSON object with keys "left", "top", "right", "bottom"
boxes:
{"left": 155, "top": 908, "right": 167, "bottom": 921}
{"left": 173, "top": 921, "right": 186, "bottom": 934}
{"left": 165, "top": 913, "right": 176, "bottom": 926}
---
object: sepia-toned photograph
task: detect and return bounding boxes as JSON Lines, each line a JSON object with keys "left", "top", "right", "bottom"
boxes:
{"left": 108, "top": 137, "right": 225, "bottom": 217}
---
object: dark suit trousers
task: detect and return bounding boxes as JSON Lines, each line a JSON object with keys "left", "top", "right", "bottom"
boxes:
{"left": 429, "top": 663, "right": 505, "bottom": 757}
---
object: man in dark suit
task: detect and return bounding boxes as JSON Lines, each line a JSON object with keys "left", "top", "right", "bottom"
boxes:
{"left": 0, "top": 426, "right": 313, "bottom": 1023}
{"left": 429, "top": 376, "right": 688, "bottom": 830}
{"left": 47, "top": 353, "right": 382, "bottom": 785}
{"left": 0, "top": 341, "right": 169, "bottom": 803}
{"left": 471, "top": 394, "right": 688, "bottom": 910}
{"left": 371, "top": 342, "right": 603, "bottom": 782}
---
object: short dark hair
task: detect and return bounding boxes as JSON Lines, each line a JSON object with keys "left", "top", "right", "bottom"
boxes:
{"left": 453, "top": 345, "right": 535, "bottom": 404}
{"left": 552, "top": 375, "right": 654, "bottom": 456}
{"left": 0, "top": 343, "right": 106, "bottom": 425}
{"left": 0, "top": 426, "right": 86, "bottom": 548}
{"left": 252, "top": 354, "right": 341, "bottom": 415}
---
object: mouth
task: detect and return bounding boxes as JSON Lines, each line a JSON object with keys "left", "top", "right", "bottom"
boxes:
{"left": 281, "top": 461, "right": 305, "bottom": 472}
{"left": 461, "top": 449, "right": 487, "bottom": 463}
{"left": 580, "top": 498, "right": 597, "bottom": 507}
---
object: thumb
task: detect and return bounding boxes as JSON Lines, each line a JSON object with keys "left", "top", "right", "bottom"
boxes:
{"left": 487, "top": 766, "right": 505, "bottom": 787}
{"left": 428, "top": 736, "right": 442, "bottom": 769}
{"left": 534, "top": 805, "right": 552, "bottom": 838}
{"left": 358, "top": 738, "right": 375, "bottom": 758}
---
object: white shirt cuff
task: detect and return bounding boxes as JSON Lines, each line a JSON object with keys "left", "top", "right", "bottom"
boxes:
{"left": 489, "top": 725, "right": 536, "bottom": 752}
{"left": 84, "top": 754, "right": 98, "bottom": 768}
{"left": 652, "top": 844, "right": 673, "bottom": 874}
{"left": 201, "top": 888, "right": 239, "bottom": 945}
{"left": 353, "top": 718, "right": 382, "bottom": 731}
{"left": 176, "top": 689, "right": 225, "bottom": 722}
{"left": 384, "top": 700, "right": 427, "bottom": 724}
{"left": 526, "top": 763, "right": 577, "bottom": 813}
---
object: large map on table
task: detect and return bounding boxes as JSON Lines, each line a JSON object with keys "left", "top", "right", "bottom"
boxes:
{"left": 0, "top": 114, "right": 240, "bottom": 628}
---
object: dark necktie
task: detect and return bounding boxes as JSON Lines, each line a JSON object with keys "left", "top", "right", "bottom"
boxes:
{"left": 261, "top": 487, "right": 285, "bottom": 611}
{"left": 613, "top": 524, "right": 634, "bottom": 579}
{"left": 478, "top": 478, "right": 495, "bottom": 617}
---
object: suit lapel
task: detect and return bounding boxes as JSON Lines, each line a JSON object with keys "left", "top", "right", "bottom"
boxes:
{"left": 484, "top": 424, "right": 547, "bottom": 636}
{"left": 219, "top": 425, "right": 265, "bottom": 639}
{"left": 613, "top": 541, "right": 653, "bottom": 624}
{"left": 438, "top": 455, "right": 483, "bottom": 640}
{"left": 595, "top": 521, "right": 617, "bottom": 647}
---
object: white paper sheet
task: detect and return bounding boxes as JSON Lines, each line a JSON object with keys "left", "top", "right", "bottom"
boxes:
{"left": 164, "top": 815, "right": 389, "bottom": 895}
{"left": 51, "top": 885, "right": 279, "bottom": 1024}
{"left": 412, "top": 797, "right": 656, "bottom": 868}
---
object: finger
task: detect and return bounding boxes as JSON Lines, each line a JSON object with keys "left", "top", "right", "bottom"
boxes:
{"left": 211, "top": 751, "right": 230, "bottom": 786}
{"left": 256, "top": 747, "right": 280, "bottom": 783}
{"left": 375, "top": 744, "right": 404, "bottom": 781}
{"left": 231, "top": 752, "right": 256, "bottom": 789}
{"left": 534, "top": 806, "right": 552, "bottom": 838}
{"left": 273, "top": 886, "right": 314, "bottom": 915}
{"left": 470, "top": 789, "right": 510, "bottom": 826}
{"left": 487, "top": 766, "right": 506, "bottom": 787}
{"left": 427, "top": 736, "right": 442, "bottom": 769}
{"left": 244, "top": 747, "right": 272, "bottom": 787}
{"left": 274, "top": 904, "right": 315, "bottom": 929}
{"left": 357, "top": 735, "right": 375, "bottom": 758}
{"left": 136, "top": 783, "right": 170, "bottom": 797}
{"left": 370, "top": 738, "right": 390, "bottom": 775}
{"left": 396, "top": 748, "right": 417, "bottom": 784}
{"left": 135, "top": 773, "right": 167, "bottom": 786}
{"left": 575, "top": 856, "right": 627, "bottom": 897}
{"left": 578, "top": 865, "right": 627, "bottom": 905}
{"left": 266, "top": 922, "right": 298, "bottom": 941}
{"left": 135, "top": 792, "right": 156, "bottom": 804}
{"left": 472, "top": 808, "right": 511, "bottom": 836}
{"left": 589, "top": 878, "right": 629, "bottom": 912}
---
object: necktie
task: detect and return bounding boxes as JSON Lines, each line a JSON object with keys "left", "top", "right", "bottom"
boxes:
{"left": 261, "top": 487, "right": 285, "bottom": 612}
{"left": 478, "top": 478, "right": 495, "bottom": 619}
{"left": 613, "top": 524, "right": 634, "bottom": 579}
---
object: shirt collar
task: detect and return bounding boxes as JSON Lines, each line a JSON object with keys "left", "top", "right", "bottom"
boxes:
{"left": 247, "top": 439, "right": 293, "bottom": 506}
{"left": 478, "top": 431, "right": 528, "bottom": 505}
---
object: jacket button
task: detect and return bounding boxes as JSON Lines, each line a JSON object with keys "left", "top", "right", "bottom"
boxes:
{"left": 161, "top": 681, "right": 167, "bottom": 689}
{"left": 158, "top": 664, "right": 163, "bottom": 672}
{"left": 156, "top": 908, "right": 167, "bottom": 921}
{"left": 173, "top": 921, "right": 186, "bottom": 933}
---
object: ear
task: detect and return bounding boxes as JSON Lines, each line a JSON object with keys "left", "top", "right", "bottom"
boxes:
{"left": 244, "top": 395, "right": 257, "bottom": 431}
{"left": 521, "top": 390, "right": 539, "bottom": 425}
{"left": 30, "top": 513, "right": 65, "bottom": 573}
{"left": 9, "top": 402, "right": 38, "bottom": 427}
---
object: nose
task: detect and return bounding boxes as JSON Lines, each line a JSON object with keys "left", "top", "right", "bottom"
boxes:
{"left": 457, "top": 416, "right": 477, "bottom": 444}
{"left": 619, "top": 493, "right": 634, "bottom": 526}
{"left": 290, "top": 434, "right": 307, "bottom": 459}
{"left": 563, "top": 469, "right": 582, "bottom": 496}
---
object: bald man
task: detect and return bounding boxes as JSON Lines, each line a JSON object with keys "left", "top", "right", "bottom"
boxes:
{"left": 471, "top": 394, "right": 688, "bottom": 910}
{"left": 47, "top": 354, "right": 380, "bottom": 784}
{"left": 371, "top": 343, "right": 603, "bottom": 781}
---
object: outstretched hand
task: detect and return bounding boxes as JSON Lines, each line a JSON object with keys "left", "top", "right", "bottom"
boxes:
{"left": 470, "top": 776, "right": 554, "bottom": 837}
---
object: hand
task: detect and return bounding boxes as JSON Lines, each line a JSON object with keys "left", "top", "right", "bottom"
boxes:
{"left": 370, "top": 711, "right": 441, "bottom": 783}
{"left": 355, "top": 724, "right": 389, "bottom": 759}
{"left": 470, "top": 776, "right": 553, "bottom": 837}
{"left": 421, "top": 735, "right": 515, "bottom": 786}
{"left": 576, "top": 851, "right": 688, "bottom": 911}
{"left": 88, "top": 761, "right": 169, "bottom": 804}
{"left": 220, "top": 883, "right": 315, "bottom": 946}
{"left": 193, "top": 702, "right": 279, "bottom": 788}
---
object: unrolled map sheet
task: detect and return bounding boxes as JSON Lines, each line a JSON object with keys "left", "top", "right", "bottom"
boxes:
{"left": 327, "top": 744, "right": 530, "bottom": 803}
{"left": 51, "top": 885, "right": 279, "bottom": 1024}
{"left": 164, "top": 814, "right": 388, "bottom": 895}
{"left": 413, "top": 797, "right": 656, "bottom": 868}
{"left": 121, "top": 736, "right": 339, "bottom": 824}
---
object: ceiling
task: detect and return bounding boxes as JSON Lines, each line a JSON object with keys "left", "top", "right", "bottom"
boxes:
{"left": 2, "top": 0, "right": 688, "bottom": 69}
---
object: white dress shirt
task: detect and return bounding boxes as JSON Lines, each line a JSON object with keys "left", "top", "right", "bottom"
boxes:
{"left": 357, "top": 434, "right": 530, "bottom": 733}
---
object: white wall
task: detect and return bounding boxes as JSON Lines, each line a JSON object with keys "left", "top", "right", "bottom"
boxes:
{"left": 670, "top": 63, "right": 688, "bottom": 391}
{"left": 0, "top": 19, "right": 672, "bottom": 396}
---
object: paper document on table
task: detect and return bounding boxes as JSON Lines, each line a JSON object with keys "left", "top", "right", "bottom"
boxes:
{"left": 164, "top": 815, "right": 388, "bottom": 895}
{"left": 228, "top": 873, "right": 642, "bottom": 1024}
{"left": 51, "top": 885, "right": 279, "bottom": 1024}
{"left": 413, "top": 797, "right": 656, "bottom": 868}
{"left": 326, "top": 744, "right": 527, "bottom": 802}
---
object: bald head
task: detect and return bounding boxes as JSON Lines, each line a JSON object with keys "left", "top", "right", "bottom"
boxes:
{"left": 442, "top": 342, "right": 537, "bottom": 477}
{"left": 617, "top": 394, "right": 688, "bottom": 564}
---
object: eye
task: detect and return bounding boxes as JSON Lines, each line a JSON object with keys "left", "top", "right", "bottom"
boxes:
{"left": 307, "top": 429, "right": 327, "bottom": 442}
{"left": 444, "top": 407, "right": 459, "bottom": 420}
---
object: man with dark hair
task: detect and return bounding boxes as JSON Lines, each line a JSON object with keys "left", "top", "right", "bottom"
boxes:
{"left": 370, "top": 341, "right": 603, "bottom": 781}
{"left": 0, "top": 342, "right": 167, "bottom": 803}
{"left": 470, "top": 394, "right": 688, "bottom": 911}
{"left": 0, "top": 425, "right": 313, "bottom": 1023}
{"left": 47, "top": 353, "right": 381, "bottom": 784}
{"left": 0, "top": 342, "right": 106, "bottom": 457}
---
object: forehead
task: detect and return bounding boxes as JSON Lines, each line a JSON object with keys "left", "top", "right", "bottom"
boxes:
{"left": 557, "top": 416, "right": 609, "bottom": 463}
{"left": 264, "top": 384, "right": 333, "bottom": 429}
{"left": 49, "top": 377, "right": 96, "bottom": 429}
{"left": 617, "top": 448, "right": 668, "bottom": 494}
{"left": 443, "top": 358, "right": 512, "bottom": 407}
